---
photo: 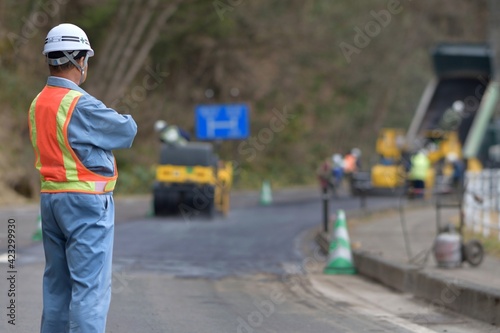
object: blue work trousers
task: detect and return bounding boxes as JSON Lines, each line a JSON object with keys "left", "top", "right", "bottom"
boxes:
{"left": 40, "top": 192, "right": 114, "bottom": 333}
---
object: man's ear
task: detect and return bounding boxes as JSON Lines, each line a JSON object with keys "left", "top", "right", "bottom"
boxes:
{"left": 77, "top": 57, "right": 85, "bottom": 67}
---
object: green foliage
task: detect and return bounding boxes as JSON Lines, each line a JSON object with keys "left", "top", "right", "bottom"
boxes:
{"left": 151, "top": 0, "right": 237, "bottom": 66}
{"left": 114, "top": 165, "right": 155, "bottom": 195}
{"left": 73, "top": 0, "right": 120, "bottom": 47}
{"left": 234, "top": 163, "right": 316, "bottom": 190}
{"left": 0, "top": 69, "right": 41, "bottom": 118}
{"left": 0, "top": 0, "right": 490, "bottom": 198}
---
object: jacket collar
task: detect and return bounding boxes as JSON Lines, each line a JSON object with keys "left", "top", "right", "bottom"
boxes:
{"left": 47, "top": 76, "right": 88, "bottom": 95}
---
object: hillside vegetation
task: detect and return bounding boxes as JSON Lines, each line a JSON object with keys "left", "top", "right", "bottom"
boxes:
{"left": 0, "top": 0, "right": 488, "bottom": 202}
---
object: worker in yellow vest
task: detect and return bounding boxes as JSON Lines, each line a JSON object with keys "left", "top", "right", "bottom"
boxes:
{"left": 408, "top": 149, "right": 431, "bottom": 198}
{"left": 28, "top": 23, "right": 137, "bottom": 333}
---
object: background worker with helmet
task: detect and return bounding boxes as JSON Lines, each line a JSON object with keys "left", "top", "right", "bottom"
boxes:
{"left": 343, "top": 148, "right": 361, "bottom": 173}
{"left": 28, "top": 23, "right": 137, "bottom": 333}
{"left": 316, "top": 157, "right": 333, "bottom": 191}
{"left": 445, "top": 152, "right": 465, "bottom": 191}
{"left": 343, "top": 148, "right": 361, "bottom": 195}
{"left": 154, "top": 119, "right": 191, "bottom": 143}
{"left": 408, "top": 148, "right": 431, "bottom": 198}
{"left": 439, "top": 100, "right": 465, "bottom": 131}
{"left": 331, "top": 153, "right": 344, "bottom": 191}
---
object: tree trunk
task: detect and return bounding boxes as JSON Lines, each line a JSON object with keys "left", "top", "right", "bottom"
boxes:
{"left": 89, "top": 0, "right": 142, "bottom": 95}
{"left": 88, "top": 0, "right": 183, "bottom": 106}
{"left": 104, "top": 0, "right": 160, "bottom": 102}
{"left": 104, "top": 0, "right": 182, "bottom": 104}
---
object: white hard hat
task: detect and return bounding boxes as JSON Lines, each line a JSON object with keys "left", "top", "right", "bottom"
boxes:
{"left": 446, "top": 152, "right": 458, "bottom": 163}
{"left": 452, "top": 100, "right": 464, "bottom": 113}
{"left": 332, "top": 154, "right": 343, "bottom": 165}
{"left": 43, "top": 23, "right": 94, "bottom": 56}
{"left": 154, "top": 120, "right": 167, "bottom": 132}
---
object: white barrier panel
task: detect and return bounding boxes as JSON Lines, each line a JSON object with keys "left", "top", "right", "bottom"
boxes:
{"left": 463, "top": 169, "right": 500, "bottom": 239}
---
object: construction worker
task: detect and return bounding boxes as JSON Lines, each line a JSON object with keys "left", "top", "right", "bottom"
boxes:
{"left": 316, "top": 157, "right": 332, "bottom": 190}
{"left": 440, "top": 100, "right": 465, "bottom": 131}
{"left": 331, "top": 153, "right": 344, "bottom": 187}
{"left": 446, "top": 152, "right": 465, "bottom": 191}
{"left": 343, "top": 148, "right": 361, "bottom": 195}
{"left": 343, "top": 148, "right": 361, "bottom": 173}
{"left": 408, "top": 149, "right": 431, "bottom": 198}
{"left": 154, "top": 119, "right": 190, "bottom": 144}
{"left": 28, "top": 23, "right": 137, "bottom": 333}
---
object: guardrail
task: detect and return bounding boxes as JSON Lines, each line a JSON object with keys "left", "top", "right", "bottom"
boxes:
{"left": 463, "top": 169, "right": 500, "bottom": 239}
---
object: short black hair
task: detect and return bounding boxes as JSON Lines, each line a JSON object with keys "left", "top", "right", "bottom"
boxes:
{"left": 48, "top": 50, "right": 88, "bottom": 72}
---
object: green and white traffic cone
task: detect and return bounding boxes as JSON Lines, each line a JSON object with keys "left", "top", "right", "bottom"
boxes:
{"left": 32, "top": 212, "right": 42, "bottom": 242}
{"left": 324, "top": 210, "right": 356, "bottom": 275}
{"left": 147, "top": 198, "right": 155, "bottom": 217}
{"left": 259, "top": 180, "right": 273, "bottom": 206}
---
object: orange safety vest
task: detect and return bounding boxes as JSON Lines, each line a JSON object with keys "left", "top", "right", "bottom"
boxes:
{"left": 28, "top": 86, "right": 117, "bottom": 193}
{"left": 343, "top": 154, "right": 357, "bottom": 173}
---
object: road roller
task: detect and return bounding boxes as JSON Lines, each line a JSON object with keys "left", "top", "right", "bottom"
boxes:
{"left": 152, "top": 120, "right": 232, "bottom": 218}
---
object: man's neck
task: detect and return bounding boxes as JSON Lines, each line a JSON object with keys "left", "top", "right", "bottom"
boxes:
{"left": 49, "top": 71, "right": 80, "bottom": 86}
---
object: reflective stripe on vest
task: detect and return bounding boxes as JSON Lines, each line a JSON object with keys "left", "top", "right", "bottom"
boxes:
{"left": 28, "top": 86, "right": 117, "bottom": 193}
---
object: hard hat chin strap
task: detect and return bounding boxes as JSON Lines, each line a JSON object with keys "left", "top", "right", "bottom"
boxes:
{"left": 62, "top": 51, "right": 89, "bottom": 85}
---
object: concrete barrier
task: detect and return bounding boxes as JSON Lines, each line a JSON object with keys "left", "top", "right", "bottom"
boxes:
{"left": 344, "top": 245, "right": 500, "bottom": 326}
{"left": 352, "top": 250, "right": 418, "bottom": 293}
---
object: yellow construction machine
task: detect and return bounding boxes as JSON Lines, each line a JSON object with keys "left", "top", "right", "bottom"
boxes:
{"left": 370, "top": 128, "right": 406, "bottom": 190}
{"left": 152, "top": 121, "right": 232, "bottom": 217}
{"left": 361, "top": 43, "right": 495, "bottom": 196}
{"left": 367, "top": 127, "right": 476, "bottom": 195}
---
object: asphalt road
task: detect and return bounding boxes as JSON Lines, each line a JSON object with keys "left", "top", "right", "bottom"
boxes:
{"left": 112, "top": 188, "right": 400, "bottom": 279}
{"left": 0, "top": 188, "right": 496, "bottom": 332}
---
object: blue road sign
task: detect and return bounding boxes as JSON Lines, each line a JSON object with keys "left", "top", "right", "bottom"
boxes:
{"left": 195, "top": 104, "right": 250, "bottom": 140}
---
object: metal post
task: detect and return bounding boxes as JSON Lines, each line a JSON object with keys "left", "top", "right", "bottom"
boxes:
{"left": 436, "top": 198, "right": 442, "bottom": 233}
{"left": 322, "top": 186, "right": 329, "bottom": 233}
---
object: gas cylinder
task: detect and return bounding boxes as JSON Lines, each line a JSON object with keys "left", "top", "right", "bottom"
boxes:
{"left": 433, "top": 232, "right": 462, "bottom": 268}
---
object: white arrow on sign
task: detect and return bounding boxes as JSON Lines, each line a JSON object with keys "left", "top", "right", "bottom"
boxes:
{"left": 207, "top": 118, "right": 239, "bottom": 137}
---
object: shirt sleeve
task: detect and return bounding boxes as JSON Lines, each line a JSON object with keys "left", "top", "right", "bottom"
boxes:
{"left": 73, "top": 94, "right": 138, "bottom": 151}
